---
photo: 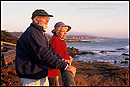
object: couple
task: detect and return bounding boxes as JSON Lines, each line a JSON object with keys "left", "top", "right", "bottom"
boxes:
{"left": 15, "top": 9, "right": 76, "bottom": 86}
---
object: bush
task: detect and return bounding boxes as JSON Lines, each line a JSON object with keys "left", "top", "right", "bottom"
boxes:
{"left": 1, "top": 30, "right": 18, "bottom": 44}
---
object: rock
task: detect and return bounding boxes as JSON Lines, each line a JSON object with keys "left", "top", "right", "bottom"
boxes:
{"left": 108, "top": 51, "right": 116, "bottom": 52}
{"left": 114, "top": 60, "right": 117, "bottom": 63}
{"left": 85, "top": 75, "right": 104, "bottom": 86}
{"left": 1, "top": 61, "right": 129, "bottom": 86}
{"left": 67, "top": 47, "right": 79, "bottom": 57}
{"left": 1, "top": 67, "right": 23, "bottom": 86}
{"left": 122, "top": 53, "right": 129, "bottom": 56}
{"left": 89, "top": 61, "right": 92, "bottom": 63}
{"left": 99, "top": 50, "right": 116, "bottom": 53}
{"left": 121, "top": 61, "right": 128, "bottom": 64}
{"left": 99, "top": 51, "right": 107, "bottom": 53}
{"left": 77, "top": 60, "right": 83, "bottom": 62}
{"left": 116, "top": 48, "right": 126, "bottom": 50}
{"left": 72, "top": 61, "right": 129, "bottom": 86}
{"left": 80, "top": 52, "right": 88, "bottom": 54}
{"left": 79, "top": 51, "right": 96, "bottom": 55}
{"left": 67, "top": 47, "right": 97, "bottom": 57}
{"left": 125, "top": 58, "right": 129, "bottom": 60}
{"left": 74, "top": 74, "right": 88, "bottom": 86}
{"left": 88, "top": 52, "right": 96, "bottom": 55}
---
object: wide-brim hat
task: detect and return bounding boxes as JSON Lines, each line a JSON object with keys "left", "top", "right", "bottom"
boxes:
{"left": 52, "top": 22, "right": 71, "bottom": 34}
{"left": 31, "top": 9, "right": 53, "bottom": 20}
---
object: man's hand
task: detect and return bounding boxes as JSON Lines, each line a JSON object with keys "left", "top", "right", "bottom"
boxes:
{"left": 64, "top": 60, "right": 71, "bottom": 65}
{"left": 65, "top": 65, "right": 77, "bottom": 77}
{"left": 69, "top": 56, "right": 73, "bottom": 63}
{"left": 64, "top": 56, "right": 73, "bottom": 65}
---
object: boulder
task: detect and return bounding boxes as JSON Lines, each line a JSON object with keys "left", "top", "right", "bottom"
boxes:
{"left": 122, "top": 53, "right": 129, "bottom": 56}
{"left": 125, "top": 58, "right": 129, "bottom": 60}
{"left": 116, "top": 48, "right": 126, "bottom": 50}
{"left": 121, "top": 61, "right": 128, "bottom": 64}
{"left": 99, "top": 51, "right": 107, "bottom": 53}
{"left": 79, "top": 51, "right": 96, "bottom": 55}
{"left": 66, "top": 47, "right": 79, "bottom": 57}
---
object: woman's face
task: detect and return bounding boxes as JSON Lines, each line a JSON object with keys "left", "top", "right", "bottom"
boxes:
{"left": 58, "top": 27, "right": 68, "bottom": 39}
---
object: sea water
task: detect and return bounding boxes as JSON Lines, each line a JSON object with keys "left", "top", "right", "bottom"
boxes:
{"left": 66, "top": 38, "right": 129, "bottom": 67}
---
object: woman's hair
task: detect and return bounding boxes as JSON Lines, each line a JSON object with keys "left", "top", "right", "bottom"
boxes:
{"left": 55, "top": 27, "right": 62, "bottom": 35}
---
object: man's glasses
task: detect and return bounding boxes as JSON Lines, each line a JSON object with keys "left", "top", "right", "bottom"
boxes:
{"left": 43, "top": 16, "right": 50, "bottom": 20}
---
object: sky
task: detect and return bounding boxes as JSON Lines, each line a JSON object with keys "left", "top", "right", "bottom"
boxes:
{"left": 1, "top": 1, "right": 129, "bottom": 38}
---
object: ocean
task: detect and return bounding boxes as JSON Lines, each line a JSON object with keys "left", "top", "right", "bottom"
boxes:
{"left": 66, "top": 38, "right": 129, "bottom": 67}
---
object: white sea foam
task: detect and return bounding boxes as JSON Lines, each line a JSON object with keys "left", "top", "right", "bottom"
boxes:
{"left": 126, "top": 45, "right": 129, "bottom": 50}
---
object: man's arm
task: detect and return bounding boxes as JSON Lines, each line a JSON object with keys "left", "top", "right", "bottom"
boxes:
{"left": 28, "top": 31, "right": 67, "bottom": 71}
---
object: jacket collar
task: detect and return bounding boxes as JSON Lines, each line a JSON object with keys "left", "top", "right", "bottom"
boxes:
{"left": 31, "top": 23, "right": 46, "bottom": 32}
{"left": 54, "top": 34, "right": 64, "bottom": 40}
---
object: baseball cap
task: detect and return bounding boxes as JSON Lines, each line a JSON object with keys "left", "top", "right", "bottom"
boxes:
{"left": 31, "top": 9, "right": 53, "bottom": 20}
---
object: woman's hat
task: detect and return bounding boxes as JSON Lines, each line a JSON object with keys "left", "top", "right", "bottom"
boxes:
{"left": 52, "top": 22, "right": 71, "bottom": 34}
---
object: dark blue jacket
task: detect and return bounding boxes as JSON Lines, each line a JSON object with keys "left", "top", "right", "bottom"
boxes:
{"left": 15, "top": 23, "right": 67, "bottom": 79}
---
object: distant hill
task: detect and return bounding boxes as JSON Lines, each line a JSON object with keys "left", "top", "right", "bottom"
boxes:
{"left": 67, "top": 32, "right": 115, "bottom": 39}
{"left": 10, "top": 32, "right": 52, "bottom": 39}
{"left": 10, "top": 32, "right": 23, "bottom": 38}
{"left": 66, "top": 35, "right": 113, "bottom": 40}
{"left": 9, "top": 31, "right": 114, "bottom": 40}
{"left": 1, "top": 30, "right": 18, "bottom": 44}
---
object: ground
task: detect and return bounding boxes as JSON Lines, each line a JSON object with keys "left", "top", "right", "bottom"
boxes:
{"left": 1, "top": 61, "right": 129, "bottom": 86}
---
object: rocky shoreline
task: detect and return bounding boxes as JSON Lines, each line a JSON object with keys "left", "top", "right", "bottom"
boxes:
{"left": 1, "top": 47, "right": 129, "bottom": 86}
{"left": 67, "top": 47, "right": 129, "bottom": 65}
{"left": 72, "top": 61, "right": 129, "bottom": 86}
{"left": 1, "top": 61, "right": 129, "bottom": 86}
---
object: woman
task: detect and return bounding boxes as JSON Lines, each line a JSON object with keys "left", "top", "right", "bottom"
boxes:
{"left": 48, "top": 22, "right": 75, "bottom": 86}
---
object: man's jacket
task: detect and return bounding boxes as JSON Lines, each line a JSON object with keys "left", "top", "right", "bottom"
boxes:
{"left": 15, "top": 23, "right": 67, "bottom": 79}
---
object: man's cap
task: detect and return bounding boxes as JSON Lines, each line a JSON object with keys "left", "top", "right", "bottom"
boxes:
{"left": 31, "top": 9, "right": 53, "bottom": 20}
{"left": 52, "top": 22, "right": 71, "bottom": 34}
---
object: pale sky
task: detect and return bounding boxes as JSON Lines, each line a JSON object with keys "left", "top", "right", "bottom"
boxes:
{"left": 1, "top": 1, "right": 129, "bottom": 38}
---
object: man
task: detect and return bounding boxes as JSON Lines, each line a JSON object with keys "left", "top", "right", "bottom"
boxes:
{"left": 15, "top": 9, "right": 76, "bottom": 86}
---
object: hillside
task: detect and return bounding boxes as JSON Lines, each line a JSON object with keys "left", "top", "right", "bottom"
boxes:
{"left": 1, "top": 30, "right": 18, "bottom": 44}
{"left": 66, "top": 35, "right": 113, "bottom": 40}
{"left": 10, "top": 32, "right": 51, "bottom": 39}
{"left": 10, "top": 32, "right": 23, "bottom": 38}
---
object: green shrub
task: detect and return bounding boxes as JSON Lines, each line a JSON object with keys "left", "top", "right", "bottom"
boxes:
{"left": 1, "top": 30, "right": 18, "bottom": 44}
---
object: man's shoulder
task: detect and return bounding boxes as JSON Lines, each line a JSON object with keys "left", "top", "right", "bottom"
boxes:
{"left": 26, "top": 26, "right": 41, "bottom": 34}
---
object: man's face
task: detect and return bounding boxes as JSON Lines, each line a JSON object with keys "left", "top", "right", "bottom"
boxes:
{"left": 37, "top": 16, "right": 50, "bottom": 29}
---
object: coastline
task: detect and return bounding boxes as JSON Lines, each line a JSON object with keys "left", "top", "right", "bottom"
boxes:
{"left": 72, "top": 61, "right": 129, "bottom": 86}
{"left": 1, "top": 46, "right": 129, "bottom": 86}
{"left": 66, "top": 39, "right": 129, "bottom": 68}
{"left": 1, "top": 61, "right": 129, "bottom": 86}
{"left": 68, "top": 46, "right": 129, "bottom": 86}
